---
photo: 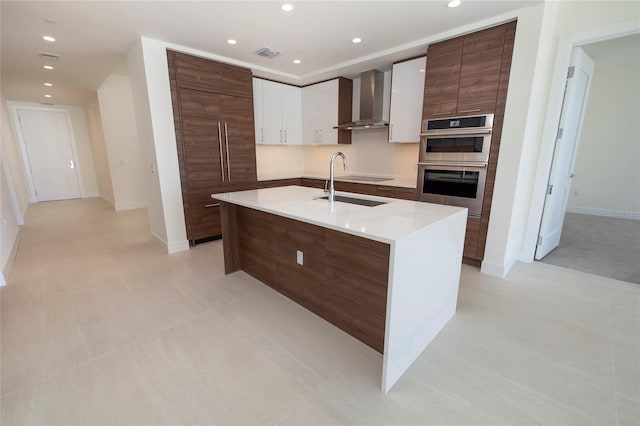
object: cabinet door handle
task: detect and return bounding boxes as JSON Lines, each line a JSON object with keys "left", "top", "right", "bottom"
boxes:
{"left": 458, "top": 109, "right": 481, "bottom": 114}
{"left": 280, "top": 129, "right": 283, "bottom": 143}
{"left": 217, "top": 121, "right": 225, "bottom": 182}
{"left": 205, "top": 203, "right": 220, "bottom": 208}
{"left": 261, "top": 128, "right": 264, "bottom": 143}
{"left": 389, "top": 123, "right": 393, "bottom": 141}
{"left": 432, "top": 112, "right": 450, "bottom": 116}
{"left": 284, "top": 129, "right": 287, "bottom": 143}
{"left": 224, "top": 122, "right": 231, "bottom": 181}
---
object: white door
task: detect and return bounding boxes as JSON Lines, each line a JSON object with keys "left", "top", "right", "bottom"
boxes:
{"left": 17, "top": 109, "right": 81, "bottom": 202}
{"left": 535, "top": 48, "right": 595, "bottom": 259}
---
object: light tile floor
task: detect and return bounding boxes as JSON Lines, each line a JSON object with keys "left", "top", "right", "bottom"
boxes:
{"left": 1, "top": 198, "right": 638, "bottom": 425}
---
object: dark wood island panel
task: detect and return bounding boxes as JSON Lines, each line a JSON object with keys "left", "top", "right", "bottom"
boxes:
{"left": 220, "top": 203, "right": 390, "bottom": 353}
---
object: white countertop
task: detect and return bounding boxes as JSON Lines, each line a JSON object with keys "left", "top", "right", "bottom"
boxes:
{"left": 257, "top": 172, "right": 417, "bottom": 189}
{"left": 212, "top": 186, "right": 466, "bottom": 244}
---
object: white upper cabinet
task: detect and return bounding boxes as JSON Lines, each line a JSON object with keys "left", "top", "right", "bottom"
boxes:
{"left": 388, "top": 56, "right": 426, "bottom": 143}
{"left": 253, "top": 78, "right": 264, "bottom": 144}
{"left": 281, "top": 84, "right": 302, "bottom": 145}
{"left": 253, "top": 78, "right": 302, "bottom": 145}
{"left": 302, "top": 79, "right": 340, "bottom": 145}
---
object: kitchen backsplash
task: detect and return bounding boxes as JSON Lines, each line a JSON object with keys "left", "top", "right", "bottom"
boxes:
{"left": 256, "top": 130, "right": 419, "bottom": 180}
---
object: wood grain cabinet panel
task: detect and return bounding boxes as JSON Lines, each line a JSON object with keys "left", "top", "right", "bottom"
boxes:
{"left": 237, "top": 207, "right": 275, "bottom": 285}
{"left": 173, "top": 51, "right": 253, "bottom": 98}
{"left": 457, "top": 26, "right": 506, "bottom": 115}
{"left": 463, "top": 217, "right": 480, "bottom": 262}
{"left": 273, "top": 216, "right": 326, "bottom": 317}
{"left": 228, "top": 205, "right": 390, "bottom": 353}
{"left": 422, "top": 37, "right": 463, "bottom": 119}
{"left": 325, "top": 230, "right": 390, "bottom": 353}
{"left": 168, "top": 50, "right": 257, "bottom": 244}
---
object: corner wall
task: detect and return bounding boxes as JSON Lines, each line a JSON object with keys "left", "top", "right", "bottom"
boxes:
{"left": 1, "top": 96, "right": 24, "bottom": 284}
{"left": 97, "top": 74, "right": 147, "bottom": 211}
{"left": 84, "top": 94, "right": 115, "bottom": 206}
{"left": 127, "top": 38, "right": 186, "bottom": 253}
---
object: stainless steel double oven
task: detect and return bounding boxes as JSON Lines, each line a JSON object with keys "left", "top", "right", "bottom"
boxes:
{"left": 417, "top": 114, "right": 494, "bottom": 218}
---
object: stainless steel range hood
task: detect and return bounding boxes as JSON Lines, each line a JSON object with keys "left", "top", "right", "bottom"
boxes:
{"left": 334, "top": 69, "right": 388, "bottom": 130}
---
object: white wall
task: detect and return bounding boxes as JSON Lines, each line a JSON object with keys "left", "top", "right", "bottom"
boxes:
{"left": 127, "top": 38, "right": 186, "bottom": 253}
{"left": 97, "top": 74, "right": 147, "bottom": 211}
{"left": 84, "top": 94, "right": 115, "bottom": 205}
{"left": 1, "top": 155, "right": 21, "bottom": 286}
{"left": 1, "top": 96, "right": 24, "bottom": 285}
{"left": 6, "top": 101, "right": 100, "bottom": 201}
{"left": 1, "top": 97, "right": 29, "bottom": 215}
{"left": 568, "top": 56, "right": 640, "bottom": 218}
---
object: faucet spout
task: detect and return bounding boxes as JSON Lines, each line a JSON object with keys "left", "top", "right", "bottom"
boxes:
{"left": 328, "top": 152, "right": 347, "bottom": 203}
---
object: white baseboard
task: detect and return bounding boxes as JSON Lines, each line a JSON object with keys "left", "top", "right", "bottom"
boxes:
{"left": 115, "top": 200, "right": 147, "bottom": 211}
{"left": 167, "top": 239, "right": 190, "bottom": 254}
{"left": 481, "top": 251, "right": 520, "bottom": 278}
{"left": 150, "top": 231, "right": 190, "bottom": 254}
{"left": 1, "top": 227, "right": 21, "bottom": 285}
{"left": 82, "top": 192, "right": 100, "bottom": 199}
{"left": 567, "top": 206, "right": 640, "bottom": 220}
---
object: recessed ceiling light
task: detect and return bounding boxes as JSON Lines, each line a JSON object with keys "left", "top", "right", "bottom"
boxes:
{"left": 352, "top": 37, "right": 362, "bottom": 44}
{"left": 281, "top": 3, "right": 293, "bottom": 12}
{"left": 42, "top": 35, "right": 56, "bottom": 42}
{"left": 293, "top": 59, "right": 301, "bottom": 64}
{"left": 448, "top": 0, "right": 461, "bottom": 8}
{"left": 227, "top": 39, "right": 237, "bottom": 45}
{"left": 44, "top": 94, "right": 52, "bottom": 98}
{"left": 43, "top": 65, "right": 54, "bottom": 70}
{"left": 44, "top": 82, "right": 53, "bottom": 86}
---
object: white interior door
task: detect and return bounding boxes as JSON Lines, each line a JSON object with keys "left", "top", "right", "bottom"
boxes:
{"left": 535, "top": 48, "right": 595, "bottom": 259}
{"left": 17, "top": 109, "right": 81, "bottom": 202}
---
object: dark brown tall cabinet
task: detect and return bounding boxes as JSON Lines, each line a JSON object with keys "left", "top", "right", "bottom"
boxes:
{"left": 167, "top": 50, "right": 257, "bottom": 243}
{"left": 422, "top": 21, "right": 516, "bottom": 266}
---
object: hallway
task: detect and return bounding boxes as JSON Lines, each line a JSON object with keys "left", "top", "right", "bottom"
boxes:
{"left": 1, "top": 199, "right": 638, "bottom": 425}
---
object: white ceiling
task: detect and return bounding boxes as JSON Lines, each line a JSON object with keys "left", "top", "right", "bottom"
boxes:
{"left": 1, "top": 0, "right": 540, "bottom": 106}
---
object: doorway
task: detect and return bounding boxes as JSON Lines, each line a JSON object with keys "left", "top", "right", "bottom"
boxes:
{"left": 535, "top": 34, "right": 640, "bottom": 284}
{"left": 13, "top": 107, "right": 83, "bottom": 202}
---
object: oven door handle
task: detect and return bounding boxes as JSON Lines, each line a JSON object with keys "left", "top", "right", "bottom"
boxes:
{"left": 418, "top": 162, "right": 487, "bottom": 168}
{"left": 420, "top": 128, "right": 492, "bottom": 137}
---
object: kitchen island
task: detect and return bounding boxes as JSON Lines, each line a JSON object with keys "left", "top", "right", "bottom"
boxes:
{"left": 213, "top": 186, "right": 467, "bottom": 392}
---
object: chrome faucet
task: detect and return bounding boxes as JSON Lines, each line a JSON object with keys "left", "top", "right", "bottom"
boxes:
{"left": 328, "top": 151, "right": 347, "bottom": 202}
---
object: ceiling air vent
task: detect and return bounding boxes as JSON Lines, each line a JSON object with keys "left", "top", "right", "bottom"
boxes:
{"left": 39, "top": 52, "right": 60, "bottom": 60}
{"left": 255, "top": 47, "right": 280, "bottom": 58}
{"left": 40, "top": 101, "right": 55, "bottom": 105}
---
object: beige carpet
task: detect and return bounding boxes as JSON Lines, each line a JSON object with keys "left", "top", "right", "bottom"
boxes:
{"left": 540, "top": 212, "right": 640, "bottom": 284}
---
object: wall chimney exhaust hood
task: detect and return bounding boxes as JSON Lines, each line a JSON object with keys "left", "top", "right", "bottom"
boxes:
{"left": 334, "top": 69, "right": 388, "bottom": 130}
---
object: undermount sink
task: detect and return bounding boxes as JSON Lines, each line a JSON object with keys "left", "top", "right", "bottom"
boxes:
{"left": 314, "top": 195, "right": 388, "bottom": 207}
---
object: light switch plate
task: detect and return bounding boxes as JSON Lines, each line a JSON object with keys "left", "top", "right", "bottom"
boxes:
{"left": 296, "top": 250, "right": 303, "bottom": 265}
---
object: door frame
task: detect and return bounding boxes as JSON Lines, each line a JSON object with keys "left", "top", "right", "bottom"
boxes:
{"left": 9, "top": 103, "right": 85, "bottom": 203}
{"left": 521, "top": 19, "right": 640, "bottom": 262}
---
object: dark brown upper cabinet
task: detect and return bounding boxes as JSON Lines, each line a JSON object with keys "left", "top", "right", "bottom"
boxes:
{"left": 422, "top": 23, "right": 513, "bottom": 120}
